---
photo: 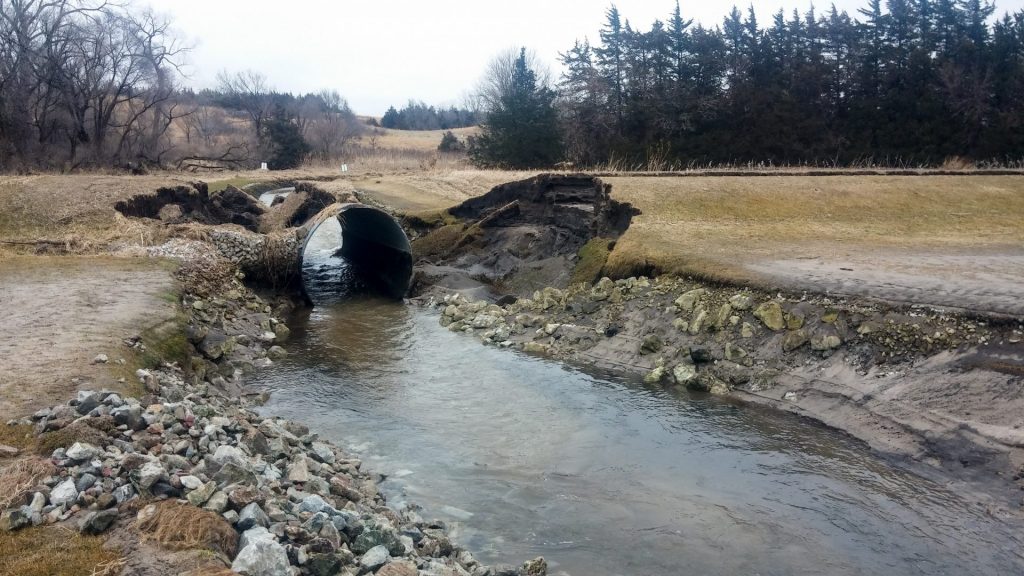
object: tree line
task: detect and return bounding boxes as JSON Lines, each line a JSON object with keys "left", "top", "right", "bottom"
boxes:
{"left": 0, "top": 0, "right": 187, "bottom": 170}
{"left": 474, "top": 0, "right": 1024, "bottom": 168}
{"left": 380, "top": 101, "right": 477, "bottom": 131}
{"left": 0, "top": 1, "right": 364, "bottom": 171}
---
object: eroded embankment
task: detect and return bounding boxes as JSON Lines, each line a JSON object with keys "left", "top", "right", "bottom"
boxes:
{"left": 408, "top": 174, "right": 638, "bottom": 298}
{"left": 405, "top": 174, "right": 1024, "bottom": 501}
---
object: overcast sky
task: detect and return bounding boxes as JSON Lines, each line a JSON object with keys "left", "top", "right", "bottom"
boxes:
{"left": 145, "top": 0, "right": 1024, "bottom": 116}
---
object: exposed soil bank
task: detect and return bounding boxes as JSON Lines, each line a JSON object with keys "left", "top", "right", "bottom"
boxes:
{"left": 409, "top": 175, "right": 637, "bottom": 298}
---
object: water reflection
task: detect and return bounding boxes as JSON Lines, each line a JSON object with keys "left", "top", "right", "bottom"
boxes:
{"left": 251, "top": 293, "right": 1024, "bottom": 575}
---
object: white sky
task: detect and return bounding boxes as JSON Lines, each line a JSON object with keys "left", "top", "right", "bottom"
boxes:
{"left": 145, "top": 0, "right": 1024, "bottom": 116}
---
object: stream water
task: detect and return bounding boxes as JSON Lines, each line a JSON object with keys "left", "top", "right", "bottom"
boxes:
{"left": 247, "top": 222, "right": 1024, "bottom": 576}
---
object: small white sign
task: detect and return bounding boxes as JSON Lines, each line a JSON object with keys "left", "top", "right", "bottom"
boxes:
{"left": 260, "top": 162, "right": 268, "bottom": 170}
{"left": 341, "top": 164, "right": 348, "bottom": 172}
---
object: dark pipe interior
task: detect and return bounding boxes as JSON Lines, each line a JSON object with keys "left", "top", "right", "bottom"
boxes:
{"left": 300, "top": 205, "right": 412, "bottom": 302}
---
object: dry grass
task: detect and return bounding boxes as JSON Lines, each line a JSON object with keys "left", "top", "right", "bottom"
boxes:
{"left": 370, "top": 126, "right": 478, "bottom": 152}
{"left": 0, "top": 526, "right": 122, "bottom": 576}
{"left": 350, "top": 169, "right": 538, "bottom": 213}
{"left": 0, "top": 456, "right": 54, "bottom": 510}
{"left": 136, "top": 501, "right": 238, "bottom": 558}
{"left": 603, "top": 175, "right": 1024, "bottom": 282}
{"left": 0, "top": 423, "right": 35, "bottom": 452}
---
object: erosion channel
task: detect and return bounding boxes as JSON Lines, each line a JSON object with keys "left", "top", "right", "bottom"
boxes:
{"left": 247, "top": 218, "right": 1024, "bottom": 576}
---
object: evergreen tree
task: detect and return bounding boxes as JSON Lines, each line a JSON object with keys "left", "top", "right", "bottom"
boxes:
{"left": 264, "top": 106, "right": 310, "bottom": 170}
{"left": 381, "top": 106, "right": 400, "bottom": 129}
{"left": 469, "top": 48, "right": 561, "bottom": 168}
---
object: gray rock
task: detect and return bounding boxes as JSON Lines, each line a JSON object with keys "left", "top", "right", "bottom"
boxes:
{"left": 29, "top": 492, "right": 46, "bottom": 513}
{"left": 50, "top": 478, "right": 78, "bottom": 506}
{"left": 754, "top": 301, "right": 786, "bottom": 331}
{"left": 811, "top": 332, "right": 842, "bottom": 351}
{"left": 783, "top": 329, "right": 810, "bottom": 352}
{"left": 352, "top": 526, "right": 404, "bottom": 556}
{"left": 93, "top": 353, "right": 109, "bottom": 364}
{"left": 638, "top": 334, "right": 663, "bottom": 355}
{"left": 179, "top": 475, "right": 204, "bottom": 490}
{"left": 0, "top": 507, "right": 32, "bottom": 532}
{"left": 729, "top": 293, "right": 754, "bottom": 311}
{"left": 267, "top": 346, "right": 288, "bottom": 360}
{"left": 111, "top": 405, "right": 144, "bottom": 430}
{"left": 76, "top": 472, "right": 98, "bottom": 492}
{"left": 674, "top": 289, "right": 706, "bottom": 312}
{"left": 672, "top": 364, "right": 698, "bottom": 386}
{"left": 239, "top": 525, "right": 276, "bottom": 550}
{"left": 232, "top": 536, "right": 290, "bottom": 576}
{"left": 112, "top": 484, "right": 135, "bottom": 504}
{"left": 359, "top": 544, "right": 390, "bottom": 570}
{"left": 136, "top": 461, "right": 168, "bottom": 490}
{"left": 307, "top": 440, "right": 335, "bottom": 463}
{"left": 214, "top": 461, "right": 259, "bottom": 486}
{"left": 237, "top": 502, "right": 270, "bottom": 531}
{"left": 79, "top": 509, "right": 118, "bottom": 535}
{"left": 288, "top": 456, "right": 311, "bottom": 483}
{"left": 65, "top": 442, "right": 100, "bottom": 461}
{"left": 688, "top": 307, "right": 708, "bottom": 334}
{"left": 187, "top": 481, "right": 217, "bottom": 506}
{"left": 203, "top": 491, "right": 229, "bottom": 513}
{"left": 298, "top": 494, "right": 334, "bottom": 515}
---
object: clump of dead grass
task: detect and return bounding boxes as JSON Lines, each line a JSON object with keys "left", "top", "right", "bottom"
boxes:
{"left": 136, "top": 501, "right": 238, "bottom": 558}
{"left": 0, "top": 456, "right": 55, "bottom": 510}
{"left": 0, "top": 526, "right": 122, "bottom": 576}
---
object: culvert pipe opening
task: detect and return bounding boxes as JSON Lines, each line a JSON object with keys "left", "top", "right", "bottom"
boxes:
{"left": 299, "top": 204, "right": 413, "bottom": 302}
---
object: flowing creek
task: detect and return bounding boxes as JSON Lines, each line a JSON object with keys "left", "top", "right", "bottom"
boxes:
{"left": 247, "top": 221, "right": 1024, "bottom": 576}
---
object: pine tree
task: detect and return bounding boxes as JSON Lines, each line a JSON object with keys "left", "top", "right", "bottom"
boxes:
{"left": 468, "top": 48, "right": 561, "bottom": 168}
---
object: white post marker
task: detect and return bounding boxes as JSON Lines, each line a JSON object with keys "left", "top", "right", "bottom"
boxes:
{"left": 341, "top": 164, "right": 348, "bottom": 172}
{"left": 260, "top": 162, "right": 268, "bottom": 170}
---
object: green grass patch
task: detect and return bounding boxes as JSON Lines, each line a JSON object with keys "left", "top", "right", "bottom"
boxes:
{"left": 571, "top": 238, "right": 614, "bottom": 286}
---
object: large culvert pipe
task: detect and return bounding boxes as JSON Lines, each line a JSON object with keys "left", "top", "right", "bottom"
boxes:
{"left": 299, "top": 203, "right": 413, "bottom": 300}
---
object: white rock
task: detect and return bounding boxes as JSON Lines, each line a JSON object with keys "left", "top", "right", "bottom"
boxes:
{"left": 137, "top": 461, "right": 168, "bottom": 490}
{"left": 65, "top": 442, "right": 100, "bottom": 461}
{"left": 179, "top": 475, "right": 204, "bottom": 490}
{"left": 50, "top": 478, "right": 78, "bottom": 506}
{"left": 232, "top": 537, "right": 290, "bottom": 576}
{"left": 360, "top": 545, "right": 390, "bottom": 570}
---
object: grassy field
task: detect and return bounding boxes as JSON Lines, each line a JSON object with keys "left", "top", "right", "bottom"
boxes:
{"left": 602, "top": 175, "right": 1024, "bottom": 281}
{"left": 369, "top": 126, "right": 478, "bottom": 152}
{"left": 4, "top": 167, "right": 1021, "bottom": 292}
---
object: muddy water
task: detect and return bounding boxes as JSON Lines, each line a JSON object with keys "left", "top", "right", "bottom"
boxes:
{"left": 248, "top": 227, "right": 1024, "bottom": 575}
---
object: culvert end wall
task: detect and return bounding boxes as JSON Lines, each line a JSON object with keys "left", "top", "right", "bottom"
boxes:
{"left": 300, "top": 203, "right": 413, "bottom": 300}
